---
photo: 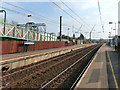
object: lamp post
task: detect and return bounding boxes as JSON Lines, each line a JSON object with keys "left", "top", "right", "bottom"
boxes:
{"left": 26, "top": 14, "right": 32, "bottom": 40}
{"left": 67, "top": 28, "right": 70, "bottom": 41}
{"left": 27, "top": 14, "right": 32, "bottom": 28}
{"left": 0, "top": 10, "right": 6, "bottom": 35}
{"left": 28, "top": 14, "right": 32, "bottom": 22}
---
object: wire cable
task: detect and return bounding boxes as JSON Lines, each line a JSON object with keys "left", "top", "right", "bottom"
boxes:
{"left": 3, "top": 2, "right": 59, "bottom": 24}
{"left": 50, "top": 0, "right": 83, "bottom": 25}
{"left": 60, "top": 0, "right": 92, "bottom": 30}
{"left": 97, "top": 0, "right": 104, "bottom": 32}
{"left": 0, "top": 6, "right": 61, "bottom": 26}
{"left": 3, "top": 2, "right": 75, "bottom": 28}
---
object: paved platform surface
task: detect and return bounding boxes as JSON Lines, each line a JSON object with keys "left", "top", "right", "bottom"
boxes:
{"left": 106, "top": 46, "right": 120, "bottom": 88}
{"left": 1, "top": 44, "right": 94, "bottom": 61}
{"left": 74, "top": 44, "right": 119, "bottom": 89}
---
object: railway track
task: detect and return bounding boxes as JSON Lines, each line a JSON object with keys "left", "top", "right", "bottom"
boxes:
{"left": 1, "top": 44, "right": 102, "bottom": 89}
{"left": 2, "top": 45, "right": 88, "bottom": 76}
{"left": 40, "top": 44, "right": 102, "bottom": 89}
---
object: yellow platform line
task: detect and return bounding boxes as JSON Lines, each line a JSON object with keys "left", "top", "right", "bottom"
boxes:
{"left": 107, "top": 51, "right": 119, "bottom": 89}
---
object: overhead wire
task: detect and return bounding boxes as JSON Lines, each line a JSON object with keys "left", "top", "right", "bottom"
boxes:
{"left": 97, "top": 0, "right": 104, "bottom": 32}
{"left": 50, "top": 0, "right": 93, "bottom": 36}
{"left": 60, "top": 0, "right": 92, "bottom": 30}
{"left": 49, "top": 0, "right": 83, "bottom": 25}
{"left": 55, "top": 0, "right": 105, "bottom": 37}
{"left": 3, "top": 2, "right": 59, "bottom": 24}
{"left": 0, "top": 6, "right": 27, "bottom": 16}
{"left": 2, "top": 2, "right": 75, "bottom": 28}
{"left": 0, "top": 6, "right": 60, "bottom": 26}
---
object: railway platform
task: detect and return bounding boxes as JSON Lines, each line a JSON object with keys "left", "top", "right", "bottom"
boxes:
{"left": 1, "top": 43, "right": 96, "bottom": 71}
{"left": 2, "top": 44, "right": 94, "bottom": 61}
{"left": 74, "top": 44, "right": 120, "bottom": 89}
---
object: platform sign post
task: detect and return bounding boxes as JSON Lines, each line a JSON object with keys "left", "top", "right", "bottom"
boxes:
{"left": 24, "top": 41, "right": 35, "bottom": 52}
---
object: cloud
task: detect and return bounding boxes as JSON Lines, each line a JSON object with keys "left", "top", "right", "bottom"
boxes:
{"left": 65, "top": 0, "right": 97, "bottom": 11}
{"left": 1, "top": 0, "right": 119, "bottom": 39}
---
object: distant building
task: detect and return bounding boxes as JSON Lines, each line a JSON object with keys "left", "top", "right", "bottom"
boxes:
{"left": 76, "top": 38, "right": 84, "bottom": 44}
{"left": 76, "top": 34, "right": 84, "bottom": 44}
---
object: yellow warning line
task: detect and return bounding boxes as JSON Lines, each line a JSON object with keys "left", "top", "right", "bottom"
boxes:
{"left": 107, "top": 51, "right": 119, "bottom": 89}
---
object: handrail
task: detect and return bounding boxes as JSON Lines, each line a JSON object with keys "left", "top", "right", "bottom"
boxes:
{"left": 0, "top": 22, "right": 57, "bottom": 41}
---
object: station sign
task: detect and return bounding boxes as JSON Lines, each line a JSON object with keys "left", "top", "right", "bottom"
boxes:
{"left": 24, "top": 41, "right": 34, "bottom": 44}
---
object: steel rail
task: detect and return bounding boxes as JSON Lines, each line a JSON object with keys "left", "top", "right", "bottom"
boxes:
{"left": 1, "top": 44, "right": 87, "bottom": 65}
{"left": 1, "top": 45, "right": 89, "bottom": 80}
{"left": 40, "top": 45, "right": 101, "bottom": 89}
{"left": 3, "top": 45, "right": 96, "bottom": 88}
{"left": 69, "top": 45, "right": 101, "bottom": 90}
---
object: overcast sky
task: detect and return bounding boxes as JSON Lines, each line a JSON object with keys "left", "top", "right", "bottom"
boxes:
{"left": 0, "top": 0, "right": 119, "bottom": 39}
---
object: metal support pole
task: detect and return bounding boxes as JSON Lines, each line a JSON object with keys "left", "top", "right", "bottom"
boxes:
{"left": 47, "top": 33, "right": 48, "bottom": 41}
{"left": 33, "top": 32, "right": 35, "bottom": 40}
{"left": 44, "top": 32, "right": 45, "bottom": 41}
{"left": 60, "top": 16, "right": 62, "bottom": 41}
{"left": 40, "top": 34, "right": 42, "bottom": 41}
{"left": 13, "top": 27, "right": 15, "bottom": 37}
{"left": 90, "top": 32, "right": 91, "bottom": 41}
{"left": 37, "top": 32, "right": 39, "bottom": 41}
{"left": 67, "top": 28, "right": 70, "bottom": 41}
{"left": 50, "top": 34, "right": 51, "bottom": 41}
{"left": 89, "top": 24, "right": 95, "bottom": 41}
{"left": 4, "top": 10, "right": 6, "bottom": 35}
{"left": 90, "top": 25, "right": 95, "bottom": 41}
{"left": 28, "top": 30, "right": 30, "bottom": 40}
{"left": 21, "top": 28, "right": 23, "bottom": 37}
{"left": 0, "top": 10, "right": 6, "bottom": 35}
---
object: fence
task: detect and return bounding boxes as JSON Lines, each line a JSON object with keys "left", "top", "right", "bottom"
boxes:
{"left": 0, "top": 22, "right": 57, "bottom": 41}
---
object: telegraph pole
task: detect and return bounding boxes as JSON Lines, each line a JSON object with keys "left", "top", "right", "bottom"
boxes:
{"left": 60, "top": 16, "right": 62, "bottom": 41}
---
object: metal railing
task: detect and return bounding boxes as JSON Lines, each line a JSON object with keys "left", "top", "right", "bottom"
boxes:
{"left": 0, "top": 22, "right": 57, "bottom": 41}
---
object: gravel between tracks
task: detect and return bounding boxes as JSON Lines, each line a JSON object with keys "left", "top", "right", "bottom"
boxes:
{"left": 2, "top": 44, "right": 100, "bottom": 89}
